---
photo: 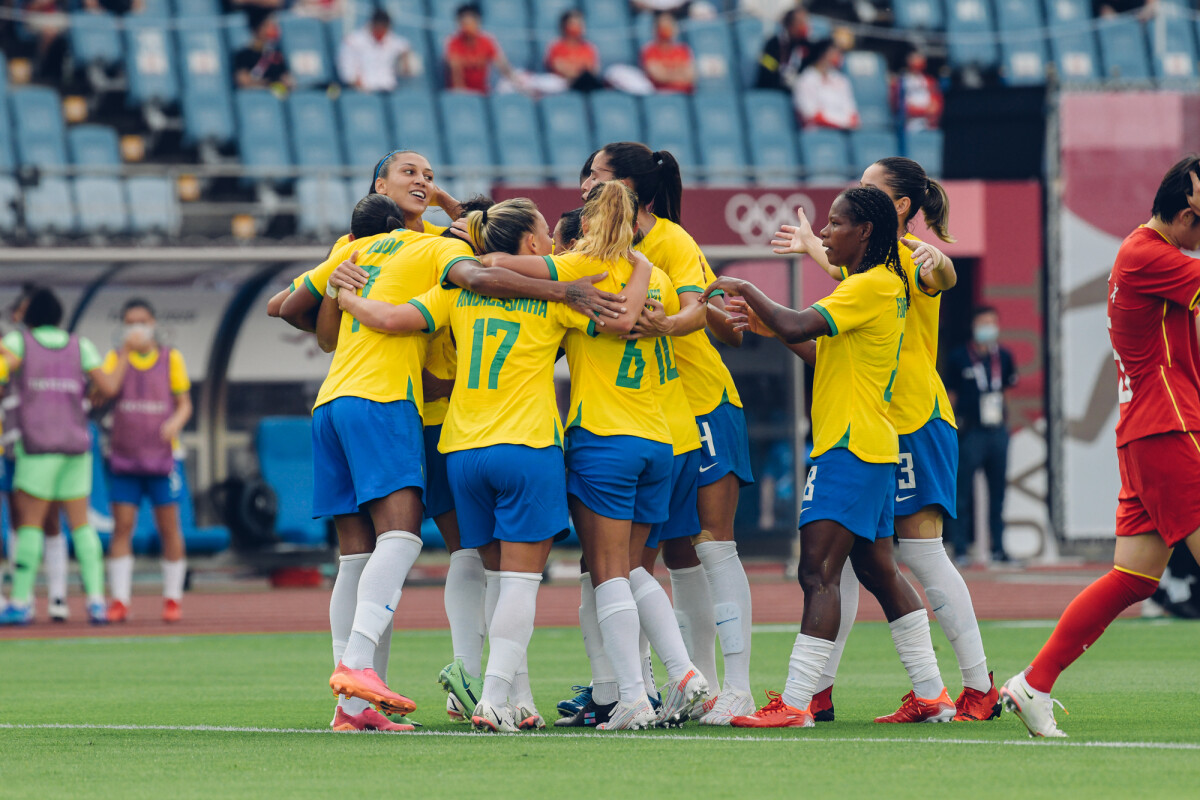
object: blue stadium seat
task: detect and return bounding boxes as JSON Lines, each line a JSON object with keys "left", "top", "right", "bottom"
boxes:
{"left": 583, "top": 0, "right": 636, "bottom": 66}
{"left": 946, "top": 0, "right": 999, "bottom": 68}
{"left": 235, "top": 89, "right": 293, "bottom": 183}
{"left": 797, "top": 129, "right": 850, "bottom": 185}
{"left": 994, "top": 0, "right": 1042, "bottom": 30}
{"left": 75, "top": 176, "right": 129, "bottom": 235}
{"left": 692, "top": 93, "right": 747, "bottom": 186}
{"left": 532, "top": 0, "right": 577, "bottom": 33}
{"left": 1049, "top": 26, "right": 1100, "bottom": 83}
{"left": 582, "top": 0, "right": 630, "bottom": 28}
{"left": 905, "top": 129, "right": 944, "bottom": 177}
{"left": 1149, "top": 10, "right": 1199, "bottom": 80}
{"left": 279, "top": 14, "right": 334, "bottom": 88}
{"left": 588, "top": 89, "right": 642, "bottom": 147}
{"left": 125, "top": 175, "right": 181, "bottom": 235}
{"left": 1045, "top": 0, "right": 1090, "bottom": 27}
{"left": 540, "top": 92, "right": 593, "bottom": 185}
{"left": 848, "top": 130, "right": 899, "bottom": 174}
{"left": 0, "top": 91, "right": 15, "bottom": 172}
{"left": 892, "top": 0, "right": 945, "bottom": 29}
{"left": 743, "top": 91, "right": 800, "bottom": 186}
{"left": 685, "top": 19, "right": 737, "bottom": 93}
{"left": 223, "top": 12, "right": 253, "bottom": 56}
{"left": 287, "top": 90, "right": 343, "bottom": 171}
{"left": 178, "top": 22, "right": 236, "bottom": 146}
{"left": 24, "top": 178, "right": 76, "bottom": 236}
{"left": 389, "top": 86, "right": 444, "bottom": 164}
{"left": 733, "top": 15, "right": 765, "bottom": 88}
{"left": 642, "top": 93, "right": 697, "bottom": 170}
{"left": 439, "top": 92, "right": 494, "bottom": 168}
{"left": 257, "top": 417, "right": 328, "bottom": 547}
{"left": 0, "top": 176, "right": 19, "bottom": 232}
{"left": 125, "top": 18, "right": 180, "bottom": 106}
{"left": 0, "top": 50, "right": 6, "bottom": 95}
{"left": 1097, "top": 17, "right": 1151, "bottom": 81}
{"left": 486, "top": 0, "right": 535, "bottom": 71}
{"left": 843, "top": 51, "right": 892, "bottom": 131}
{"left": 10, "top": 87, "right": 68, "bottom": 167}
{"left": 133, "top": 0, "right": 172, "bottom": 17}
{"left": 338, "top": 91, "right": 392, "bottom": 172}
{"left": 172, "top": 0, "right": 221, "bottom": 15}
{"left": 489, "top": 94, "right": 546, "bottom": 179}
{"left": 68, "top": 124, "right": 121, "bottom": 167}
{"left": 69, "top": 12, "right": 123, "bottom": 68}
{"left": 296, "top": 176, "right": 353, "bottom": 238}
{"left": 994, "top": 0, "right": 1047, "bottom": 84}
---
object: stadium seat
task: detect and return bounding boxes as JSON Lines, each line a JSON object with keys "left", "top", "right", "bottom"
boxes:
{"left": 439, "top": 92, "right": 494, "bottom": 168}
{"left": 797, "top": 129, "right": 850, "bottom": 185}
{"left": 581, "top": 0, "right": 636, "bottom": 66}
{"left": 532, "top": 0, "right": 578, "bottom": 33}
{"left": 489, "top": 94, "right": 546, "bottom": 180}
{"left": 125, "top": 175, "right": 181, "bottom": 235}
{"left": 279, "top": 14, "right": 334, "bottom": 89}
{"left": 223, "top": 12, "right": 253, "bottom": 56}
{"left": 0, "top": 50, "right": 6, "bottom": 95}
{"left": 844, "top": 51, "right": 892, "bottom": 131}
{"left": 24, "top": 178, "right": 77, "bottom": 236}
{"left": 685, "top": 19, "right": 737, "bottom": 93}
{"left": 69, "top": 12, "right": 124, "bottom": 68}
{"left": 125, "top": 18, "right": 180, "bottom": 106}
{"left": 172, "top": 0, "right": 221, "bottom": 16}
{"left": 287, "top": 90, "right": 343, "bottom": 171}
{"left": 946, "top": 0, "right": 999, "bottom": 69}
{"left": 68, "top": 124, "right": 121, "bottom": 167}
{"left": 296, "top": 176, "right": 353, "bottom": 238}
{"left": 849, "top": 130, "right": 900, "bottom": 174}
{"left": 905, "top": 129, "right": 944, "bottom": 177}
{"left": 0, "top": 90, "right": 16, "bottom": 172}
{"left": 75, "top": 176, "right": 129, "bottom": 235}
{"left": 994, "top": 0, "right": 1042, "bottom": 30}
{"left": 994, "top": 0, "right": 1047, "bottom": 85}
{"left": 1096, "top": 17, "right": 1151, "bottom": 81}
{"left": 1044, "top": 0, "right": 1090, "bottom": 27}
{"left": 0, "top": 176, "right": 19, "bottom": 232}
{"left": 389, "top": 86, "right": 444, "bottom": 164}
{"left": 133, "top": 0, "right": 172, "bottom": 17}
{"left": 178, "top": 22, "right": 236, "bottom": 146}
{"left": 256, "top": 417, "right": 328, "bottom": 547}
{"left": 732, "top": 15, "right": 764, "bottom": 88}
{"left": 692, "top": 93, "right": 748, "bottom": 186}
{"left": 10, "top": 87, "right": 68, "bottom": 167}
{"left": 485, "top": 0, "right": 535, "bottom": 71}
{"left": 743, "top": 89, "right": 795, "bottom": 132}
{"left": 892, "top": 0, "right": 945, "bottom": 30}
{"left": 1148, "top": 10, "right": 1199, "bottom": 80}
{"left": 338, "top": 91, "right": 392, "bottom": 172}
{"left": 588, "top": 89, "right": 642, "bottom": 148}
{"left": 235, "top": 89, "right": 293, "bottom": 183}
{"left": 1048, "top": 26, "right": 1100, "bottom": 83}
{"left": 582, "top": 0, "right": 630, "bottom": 28}
{"left": 642, "top": 93, "right": 697, "bottom": 170}
{"left": 539, "top": 92, "right": 594, "bottom": 185}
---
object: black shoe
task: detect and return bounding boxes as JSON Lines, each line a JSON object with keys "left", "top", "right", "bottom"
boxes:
{"left": 991, "top": 550, "right": 1011, "bottom": 563}
{"left": 553, "top": 698, "right": 617, "bottom": 727}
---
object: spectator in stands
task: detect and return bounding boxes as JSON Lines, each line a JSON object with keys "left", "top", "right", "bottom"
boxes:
{"left": 892, "top": 47, "right": 943, "bottom": 131}
{"left": 545, "top": 9, "right": 604, "bottom": 92}
{"left": 444, "top": 3, "right": 520, "bottom": 94}
{"left": 225, "top": 0, "right": 288, "bottom": 30}
{"left": 640, "top": 11, "right": 696, "bottom": 93}
{"left": 337, "top": 8, "right": 416, "bottom": 93}
{"left": 18, "top": 1, "right": 69, "bottom": 84}
{"left": 234, "top": 13, "right": 294, "bottom": 91}
{"left": 792, "top": 39, "right": 858, "bottom": 130}
{"left": 754, "top": 6, "right": 811, "bottom": 92}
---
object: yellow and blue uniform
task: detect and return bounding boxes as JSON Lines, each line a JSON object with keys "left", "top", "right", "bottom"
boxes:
{"left": 310, "top": 230, "right": 476, "bottom": 517}
{"left": 636, "top": 217, "right": 753, "bottom": 488}
{"left": 800, "top": 264, "right": 907, "bottom": 540}
{"left": 407, "top": 283, "right": 594, "bottom": 546}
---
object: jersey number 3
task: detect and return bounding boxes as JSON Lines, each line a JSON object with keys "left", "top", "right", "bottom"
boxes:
{"left": 467, "top": 319, "right": 520, "bottom": 390}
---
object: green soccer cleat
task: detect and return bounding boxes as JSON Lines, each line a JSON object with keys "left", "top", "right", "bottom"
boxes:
{"left": 438, "top": 658, "right": 482, "bottom": 717}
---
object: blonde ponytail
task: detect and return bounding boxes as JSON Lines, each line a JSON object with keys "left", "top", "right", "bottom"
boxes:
{"left": 576, "top": 180, "right": 637, "bottom": 263}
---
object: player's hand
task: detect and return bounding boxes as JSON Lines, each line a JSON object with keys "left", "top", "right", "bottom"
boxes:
{"left": 702, "top": 276, "right": 747, "bottom": 302}
{"left": 448, "top": 217, "right": 474, "bottom": 248}
{"left": 622, "top": 298, "right": 668, "bottom": 340}
{"left": 565, "top": 273, "right": 625, "bottom": 325}
{"left": 1189, "top": 169, "right": 1200, "bottom": 216}
{"left": 159, "top": 417, "right": 183, "bottom": 444}
{"left": 423, "top": 372, "right": 454, "bottom": 402}
{"left": 726, "top": 297, "right": 774, "bottom": 337}
{"left": 328, "top": 251, "right": 369, "bottom": 293}
{"left": 772, "top": 207, "right": 817, "bottom": 255}
{"left": 899, "top": 237, "right": 945, "bottom": 280}
{"left": 629, "top": 250, "right": 653, "bottom": 271}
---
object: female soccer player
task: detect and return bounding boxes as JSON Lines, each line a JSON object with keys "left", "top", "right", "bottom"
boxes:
{"left": 102, "top": 298, "right": 192, "bottom": 624}
{"left": 707, "top": 187, "right": 953, "bottom": 728}
{"left": 1001, "top": 158, "right": 1200, "bottom": 738}
{"left": 771, "top": 157, "right": 997, "bottom": 722}
{"left": 0, "top": 288, "right": 119, "bottom": 626}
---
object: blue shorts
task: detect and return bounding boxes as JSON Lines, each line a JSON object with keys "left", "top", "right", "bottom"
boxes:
{"left": 109, "top": 464, "right": 182, "bottom": 508}
{"left": 0, "top": 456, "right": 13, "bottom": 493}
{"left": 423, "top": 424, "right": 455, "bottom": 520}
{"left": 311, "top": 396, "right": 425, "bottom": 518}
{"left": 448, "top": 444, "right": 569, "bottom": 548}
{"left": 895, "top": 419, "right": 958, "bottom": 519}
{"left": 647, "top": 449, "right": 701, "bottom": 548}
{"left": 798, "top": 447, "right": 895, "bottom": 541}
{"left": 696, "top": 402, "right": 754, "bottom": 488}
{"left": 565, "top": 428, "right": 673, "bottom": 524}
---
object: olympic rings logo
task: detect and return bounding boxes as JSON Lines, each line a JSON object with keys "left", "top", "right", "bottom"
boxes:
{"left": 724, "top": 193, "right": 817, "bottom": 246}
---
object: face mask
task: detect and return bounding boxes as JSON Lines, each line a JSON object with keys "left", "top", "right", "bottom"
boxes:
{"left": 125, "top": 323, "right": 155, "bottom": 342}
{"left": 974, "top": 324, "right": 999, "bottom": 345}
{"left": 565, "top": 21, "right": 583, "bottom": 38}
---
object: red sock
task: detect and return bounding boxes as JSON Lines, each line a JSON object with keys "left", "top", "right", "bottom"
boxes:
{"left": 1025, "top": 568, "right": 1158, "bottom": 693}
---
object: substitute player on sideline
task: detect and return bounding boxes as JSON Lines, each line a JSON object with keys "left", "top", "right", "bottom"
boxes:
{"left": 1001, "top": 157, "right": 1200, "bottom": 738}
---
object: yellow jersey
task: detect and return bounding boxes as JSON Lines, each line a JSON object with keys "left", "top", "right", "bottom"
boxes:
{"left": 888, "top": 235, "right": 957, "bottom": 435}
{"left": 551, "top": 251, "right": 672, "bottom": 444}
{"left": 648, "top": 284, "right": 700, "bottom": 456}
{"left": 422, "top": 328, "right": 455, "bottom": 427}
{"left": 810, "top": 265, "right": 907, "bottom": 464}
{"left": 408, "top": 285, "right": 592, "bottom": 453}
{"left": 101, "top": 348, "right": 190, "bottom": 394}
{"left": 313, "top": 230, "right": 477, "bottom": 413}
{"left": 635, "top": 217, "right": 742, "bottom": 417}
{"left": 293, "top": 222, "right": 448, "bottom": 298}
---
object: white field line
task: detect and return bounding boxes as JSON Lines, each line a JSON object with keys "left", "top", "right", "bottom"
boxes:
{"left": 1, "top": 723, "right": 1197, "bottom": 750}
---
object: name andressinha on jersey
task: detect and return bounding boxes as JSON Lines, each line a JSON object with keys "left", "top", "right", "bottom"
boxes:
{"left": 456, "top": 291, "right": 548, "bottom": 318}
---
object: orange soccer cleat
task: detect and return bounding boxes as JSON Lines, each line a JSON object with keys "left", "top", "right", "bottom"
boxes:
{"left": 330, "top": 662, "right": 417, "bottom": 716}
{"left": 332, "top": 706, "right": 415, "bottom": 733}
{"left": 875, "top": 689, "right": 956, "bottom": 723}
{"left": 810, "top": 686, "right": 835, "bottom": 722}
{"left": 954, "top": 673, "right": 1002, "bottom": 721}
{"left": 162, "top": 599, "right": 182, "bottom": 624}
{"left": 729, "top": 691, "right": 814, "bottom": 728}
{"left": 107, "top": 599, "right": 130, "bottom": 624}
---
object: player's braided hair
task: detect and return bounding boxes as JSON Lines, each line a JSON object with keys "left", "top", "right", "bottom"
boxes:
{"left": 841, "top": 187, "right": 909, "bottom": 307}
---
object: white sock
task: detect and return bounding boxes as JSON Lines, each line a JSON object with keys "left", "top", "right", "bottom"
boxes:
{"left": 579, "top": 573, "right": 618, "bottom": 706}
{"left": 108, "top": 553, "right": 135, "bottom": 605}
{"left": 331, "top": 553, "right": 370, "bottom": 715}
{"left": 375, "top": 619, "right": 393, "bottom": 681}
{"left": 669, "top": 565, "right": 719, "bottom": 693}
{"left": 898, "top": 537, "right": 990, "bottom": 691}
{"left": 639, "top": 630, "right": 656, "bottom": 695}
{"left": 782, "top": 633, "right": 836, "bottom": 710}
{"left": 695, "top": 540, "right": 753, "bottom": 693}
{"left": 511, "top": 661, "right": 535, "bottom": 708}
{"left": 817, "top": 559, "right": 859, "bottom": 692}
{"left": 630, "top": 566, "right": 693, "bottom": 681}
{"left": 481, "top": 571, "right": 541, "bottom": 707}
{"left": 445, "top": 548, "right": 487, "bottom": 678}
{"left": 161, "top": 558, "right": 186, "bottom": 602}
{"left": 483, "top": 569, "right": 501, "bottom": 631}
{"left": 342, "top": 531, "right": 422, "bottom": 671}
{"left": 889, "top": 608, "right": 945, "bottom": 700}
{"left": 595, "top": 577, "right": 645, "bottom": 704}
{"left": 44, "top": 533, "right": 68, "bottom": 601}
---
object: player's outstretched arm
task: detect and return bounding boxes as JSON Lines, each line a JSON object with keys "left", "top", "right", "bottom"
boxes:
{"left": 726, "top": 297, "right": 814, "bottom": 364}
{"left": 703, "top": 277, "right": 829, "bottom": 344}
{"left": 265, "top": 287, "right": 291, "bottom": 318}
{"left": 705, "top": 295, "right": 744, "bottom": 347}
{"left": 900, "top": 238, "right": 957, "bottom": 293}
{"left": 279, "top": 285, "right": 319, "bottom": 333}
{"left": 772, "top": 208, "right": 842, "bottom": 281}
{"left": 335, "top": 289, "right": 427, "bottom": 334}
{"left": 315, "top": 293, "right": 342, "bottom": 354}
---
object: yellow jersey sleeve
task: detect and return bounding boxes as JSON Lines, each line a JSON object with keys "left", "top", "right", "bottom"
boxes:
{"left": 101, "top": 350, "right": 119, "bottom": 374}
{"left": 407, "top": 286, "right": 457, "bottom": 427}
{"left": 168, "top": 349, "right": 190, "bottom": 394}
{"left": 303, "top": 237, "right": 364, "bottom": 299}
{"left": 422, "top": 220, "right": 447, "bottom": 235}
{"left": 409, "top": 285, "right": 455, "bottom": 333}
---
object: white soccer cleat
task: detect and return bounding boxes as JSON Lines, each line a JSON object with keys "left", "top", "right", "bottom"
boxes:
{"left": 49, "top": 597, "right": 69, "bottom": 622}
{"left": 698, "top": 689, "right": 755, "bottom": 726}
{"left": 513, "top": 702, "right": 546, "bottom": 730}
{"left": 999, "top": 673, "right": 1068, "bottom": 739}
{"left": 471, "top": 700, "right": 518, "bottom": 733}
{"left": 656, "top": 668, "right": 709, "bottom": 727}
{"left": 597, "top": 697, "right": 657, "bottom": 731}
{"left": 447, "top": 694, "right": 469, "bottom": 722}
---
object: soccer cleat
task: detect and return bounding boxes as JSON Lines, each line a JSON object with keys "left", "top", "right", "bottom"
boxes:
{"left": 875, "top": 689, "right": 957, "bottom": 723}
{"left": 810, "top": 686, "right": 835, "bottom": 722}
{"left": 107, "top": 599, "right": 129, "bottom": 623}
{"left": 656, "top": 668, "right": 709, "bottom": 727}
{"left": 999, "top": 673, "right": 1068, "bottom": 738}
{"left": 162, "top": 599, "right": 182, "bottom": 624}
{"left": 0, "top": 603, "right": 33, "bottom": 626}
{"left": 49, "top": 597, "right": 69, "bottom": 622}
{"left": 87, "top": 600, "right": 109, "bottom": 626}
{"left": 597, "top": 697, "right": 657, "bottom": 731}
{"left": 438, "top": 658, "right": 481, "bottom": 719}
{"left": 513, "top": 702, "right": 546, "bottom": 730}
{"left": 446, "top": 694, "right": 469, "bottom": 722}
{"left": 553, "top": 697, "right": 616, "bottom": 728}
{"left": 330, "top": 662, "right": 417, "bottom": 716}
{"left": 698, "top": 689, "right": 755, "bottom": 726}
{"left": 471, "top": 700, "right": 518, "bottom": 733}
{"left": 557, "top": 684, "right": 592, "bottom": 718}
{"left": 954, "top": 673, "right": 1002, "bottom": 721}
{"left": 690, "top": 691, "right": 717, "bottom": 721}
{"left": 729, "top": 690, "right": 814, "bottom": 728}
{"left": 332, "top": 706, "right": 415, "bottom": 732}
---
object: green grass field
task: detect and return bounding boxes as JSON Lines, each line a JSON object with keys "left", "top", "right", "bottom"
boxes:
{"left": 1, "top": 619, "right": 1197, "bottom": 799}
